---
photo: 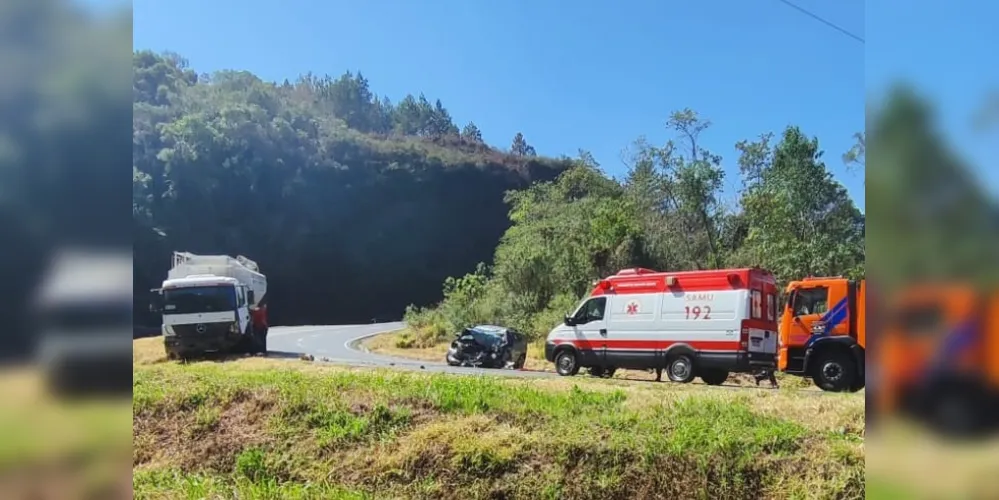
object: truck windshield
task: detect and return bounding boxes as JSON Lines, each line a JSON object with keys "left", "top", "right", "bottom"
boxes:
{"left": 162, "top": 286, "right": 236, "bottom": 314}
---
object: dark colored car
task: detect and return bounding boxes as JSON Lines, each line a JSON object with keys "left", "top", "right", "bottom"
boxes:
{"left": 445, "top": 325, "right": 528, "bottom": 369}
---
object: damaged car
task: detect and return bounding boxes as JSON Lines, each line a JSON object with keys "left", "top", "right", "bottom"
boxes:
{"left": 445, "top": 325, "right": 528, "bottom": 369}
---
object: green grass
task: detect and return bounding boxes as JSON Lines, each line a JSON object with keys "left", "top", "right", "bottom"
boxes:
{"left": 133, "top": 344, "right": 864, "bottom": 500}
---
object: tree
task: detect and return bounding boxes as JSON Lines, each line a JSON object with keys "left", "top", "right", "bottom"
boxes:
{"left": 510, "top": 132, "right": 537, "bottom": 156}
{"left": 735, "top": 126, "right": 865, "bottom": 284}
{"left": 665, "top": 109, "right": 726, "bottom": 269}
{"left": 842, "top": 131, "right": 865, "bottom": 171}
{"left": 429, "top": 99, "right": 459, "bottom": 138}
{"left": 461, "top": 122, "right": 483, "bottom": 143}
{"left": 867, "top": 86, "right": 999, "bottom": 288}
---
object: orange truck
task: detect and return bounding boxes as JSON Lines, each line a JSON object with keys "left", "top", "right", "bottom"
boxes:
{"left": 778, "top": 277, "right": 866, "bottom": 392}
{"left": 873, "top": 284, "right": 999, "bottom": 436}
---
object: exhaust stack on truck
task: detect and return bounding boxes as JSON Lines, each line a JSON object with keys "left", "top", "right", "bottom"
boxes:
{"left": 151, "top": 251, "right": 268, "bottom": 359}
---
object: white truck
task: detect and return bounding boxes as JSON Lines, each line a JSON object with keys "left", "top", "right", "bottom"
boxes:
{"left": 151, "top": 251, "right": 269, "bottom": 359}
{"left": 35, "top": 249, "right": 133, "bottom": 396}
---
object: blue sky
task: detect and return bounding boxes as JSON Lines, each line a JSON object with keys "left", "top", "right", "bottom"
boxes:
{"left": 121, "top": 0, "right": 869, "bottom": 210}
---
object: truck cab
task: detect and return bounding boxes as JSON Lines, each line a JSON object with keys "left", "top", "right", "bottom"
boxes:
{"left": 873, "top": 285, "right": 999, "bottom": 436}
{"left": 34, "top": 249, "right": 133, "bottom": 396}
{"left": 779, "top": 277, "right": 865, "bottom": 392}
{"left": 153, "top": 274, "right": 262, "bottom": 358}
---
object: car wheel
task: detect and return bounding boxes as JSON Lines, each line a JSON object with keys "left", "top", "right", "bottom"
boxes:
{"left": 666, "top": 354, "right": 696, "bottom": 383}
{"left": 811, "top": 351, "right": 857, "bottom": 392}
{"left": 699, "top": 368, "right": 728, "bottom": 386}
{"left": 555, "top": 350, "right": 580, "bottom": 376}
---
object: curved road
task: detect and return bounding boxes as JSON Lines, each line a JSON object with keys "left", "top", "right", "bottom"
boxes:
{"left": 266, "top": 323, "right": 825, "bottom": 394}
{"left": 268, "top": 322, "right": 556, "bottom": 378}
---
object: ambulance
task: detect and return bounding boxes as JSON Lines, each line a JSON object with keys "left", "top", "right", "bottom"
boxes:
{"left": 544, "top": 267, "right": 780, "bottom": 384}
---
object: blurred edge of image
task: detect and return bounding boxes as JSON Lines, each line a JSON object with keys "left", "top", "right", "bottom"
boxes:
{"left": 0, "top": 0, "right": 133, "bottom": 498}
{"left": 865, "top": 81, "right": 999, "bottom": 497}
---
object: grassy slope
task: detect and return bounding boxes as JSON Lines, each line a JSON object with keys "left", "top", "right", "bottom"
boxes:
{"left": 133, "top": 337, "right": 864, "bottom": 500}
{"left": 0, "top": 369, "right": 132, "bottom": 498}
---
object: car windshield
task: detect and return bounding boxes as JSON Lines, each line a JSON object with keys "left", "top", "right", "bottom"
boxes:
{"left": 162, "top": 286, "right": 236, "bottom": 314}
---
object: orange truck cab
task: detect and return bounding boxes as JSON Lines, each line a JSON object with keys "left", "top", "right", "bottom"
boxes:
{"left": 778, "top": 277, "right": 865, "bottom": 392}
{"left": 874, "top": 285, "right": 999, "bottom": 436}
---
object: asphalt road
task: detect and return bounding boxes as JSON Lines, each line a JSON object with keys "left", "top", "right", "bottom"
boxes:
{"left": 265, "top": 323, "right": 826, "bottom": 394}
{"left": 267, "top": 322, "right": 556, "bottom": 378}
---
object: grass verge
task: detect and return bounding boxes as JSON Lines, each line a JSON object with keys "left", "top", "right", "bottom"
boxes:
{"left": 0, "top": 368, "right": 132, "bottom": 499}
{"left": 134, "top": 337, "right": 863, "bottom": 499}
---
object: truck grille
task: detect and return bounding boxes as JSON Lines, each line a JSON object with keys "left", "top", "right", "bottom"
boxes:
{"left": 173, "top": 322, "right": 232, "bottom": 338}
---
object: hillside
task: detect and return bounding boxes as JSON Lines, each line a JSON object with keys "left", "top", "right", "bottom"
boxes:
{"left": 132, "top": 51, "right": 572, "bottom": 327}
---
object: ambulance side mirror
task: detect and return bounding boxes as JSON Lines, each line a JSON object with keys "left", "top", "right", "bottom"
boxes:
{"left": 563, "top": 313, "right": 576, "bottom": 326}
{"left": 247, "top": 290, "right": 255, "bottom": 304}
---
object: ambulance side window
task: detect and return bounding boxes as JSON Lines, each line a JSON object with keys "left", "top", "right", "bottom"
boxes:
{"left": 751, "top": 290, "right": 763, "bottom": 319}
{"left": 574, "top": 297, "right": 607, "bottom": 324}
{"left": 792, "top": 287, "right": 829, "bottom": 316}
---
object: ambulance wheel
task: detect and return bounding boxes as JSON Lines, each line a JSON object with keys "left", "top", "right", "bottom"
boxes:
{"left": 811, "top": 351, "right": 856, "bottom": 392}
{"left": 699, "top": 368, "right": 729, "bottom": 386}
{"left": 666, "top": 354, "right": 696, "bottom": 383}
{"left": 555, "top": 350, "right": 580, "bottom": 376}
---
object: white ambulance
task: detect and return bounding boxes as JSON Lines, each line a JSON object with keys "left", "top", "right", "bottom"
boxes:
{"left": 544, "top": 267, "right": 780, "bottom": 385}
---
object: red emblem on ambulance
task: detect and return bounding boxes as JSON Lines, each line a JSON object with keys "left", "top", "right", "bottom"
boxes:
{"left": 626, "top": 301, "right": 639, "bottom": 315}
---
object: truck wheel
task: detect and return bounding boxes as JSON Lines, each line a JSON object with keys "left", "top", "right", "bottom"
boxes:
{"left": 811, "top": 351, "right": 857, "bottom": 392}
{"left": 929, "top": 387, "right": 986, "bottom": 438}
{"left": 699, "top": 368, "right": 729, "bottom": 386}
{"left": 666, "top": 354, "right": 696, "bottom": 383}
{"left": 555, "top": 350, "right": 580, "bottom": 376}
